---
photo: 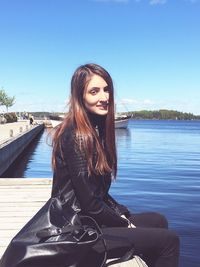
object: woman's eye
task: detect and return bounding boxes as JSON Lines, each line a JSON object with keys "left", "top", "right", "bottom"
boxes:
{"left": 104, "top": 86, "right": 109, "bottom": 93}
{"left": 90, "top": 90, "right": 97, "bottom": 95}
{"left": 89, "top": 87, "right": 99, "bottom": 95}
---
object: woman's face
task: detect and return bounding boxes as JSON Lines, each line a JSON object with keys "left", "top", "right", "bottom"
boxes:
{"left": 83, "top": 74, "right": 109, "bottom": 116}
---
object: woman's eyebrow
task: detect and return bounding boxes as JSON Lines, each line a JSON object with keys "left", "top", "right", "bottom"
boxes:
{"left": 89, "top": 87, "right": 100, "bottom": 90}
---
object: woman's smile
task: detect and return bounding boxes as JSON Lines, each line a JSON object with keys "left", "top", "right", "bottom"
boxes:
{"left": 96, "top": 102, "right": 109, "bottom": 109}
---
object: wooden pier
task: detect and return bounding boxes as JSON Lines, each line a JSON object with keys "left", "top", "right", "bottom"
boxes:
{"left": 0, "top": 178, "right": 52, "bottom": 257}
{"left": 0, "top": 178, "right": 146, "bottom": 266}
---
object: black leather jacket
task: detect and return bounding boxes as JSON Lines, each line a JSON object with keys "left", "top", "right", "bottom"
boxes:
{"left": 51, "top": 123, "right": 130, "bottom": 227}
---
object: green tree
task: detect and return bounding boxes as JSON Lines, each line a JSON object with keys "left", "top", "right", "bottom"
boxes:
{"left": 4, "top": 95, "right": 15, "bottom": 112}
{"left": 0, "top": 88, "right": 7, "bottom": 107}
{"left": 0, "top": 87, "right": 15, "bottom": 111}
{"left": 129, "top": 109, "right": 199, "bottom": 120}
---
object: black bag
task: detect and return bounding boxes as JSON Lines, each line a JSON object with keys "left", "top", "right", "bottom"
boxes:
{"left": 0, "top": 196, "right": 107, "bottom": 267}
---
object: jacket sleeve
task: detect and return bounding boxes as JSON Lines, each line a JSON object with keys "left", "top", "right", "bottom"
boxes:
{"left": 60, "top": 131, "right": 128, "bottom": 227}
{"left": 104, "top": 193, "right": 131, "bottom": 218}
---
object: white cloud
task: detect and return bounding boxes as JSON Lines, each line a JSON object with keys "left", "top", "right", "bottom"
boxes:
{"left": 143, "top": 99, "right": 154, "bottom": 105}
{"left": 185, "top": 0, "right": 199, "bottom": 3}
{"left": 8, "top": 100, "right": 68, "bottom": 113}
{"left": 118, "top": 98, "right": 138, "bottom": 104}
{"left": 91, "top": 0, "right": 198, "bottom": 5}
{"left": 116, "top": 98, "right": 156, "bottom": 112}
{"left": 149, "top": 0, "right": 167, "bottom": 5}
{"left": 91, "top": 0, "right": 129, "bottom": 3}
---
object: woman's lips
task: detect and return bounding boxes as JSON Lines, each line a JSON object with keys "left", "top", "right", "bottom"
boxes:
{"left": 96, "top": 105, "right": 108, "bottom": 109}
{"left": 96, "top": 102, "right": 109, "bottom": 107}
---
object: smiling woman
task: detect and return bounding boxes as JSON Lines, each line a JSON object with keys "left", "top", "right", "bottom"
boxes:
{"left": 53, "top": 63, "right": 116, "bottom": 177}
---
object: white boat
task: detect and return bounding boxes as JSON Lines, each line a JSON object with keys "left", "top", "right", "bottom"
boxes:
{"left": 115, "top": 115, "right": 131, "bottom": 129}
{"left": 49, "top": 114, "right": 64, "bottom": 128}
{"left": 115, "top": 117, "right": 130, "bottom": 129}
{"left": 50, "top": 119, "right": 62, "bottom": 128}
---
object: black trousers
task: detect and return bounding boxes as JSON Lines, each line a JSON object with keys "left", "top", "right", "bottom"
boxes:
{"left": 85, "top": 212, "right": 180, "bottom": 267}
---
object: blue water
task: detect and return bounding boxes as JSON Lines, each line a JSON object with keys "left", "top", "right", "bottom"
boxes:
{"left": 114, "top": 120, "right": 200, "bottom": 267}
{"left": 5, "top": 120, "right": 200, "bottom": 266}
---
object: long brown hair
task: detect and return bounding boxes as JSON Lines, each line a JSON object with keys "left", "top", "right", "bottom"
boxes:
{"left": 52, "top": 63, "right": 117, "bottom": 178}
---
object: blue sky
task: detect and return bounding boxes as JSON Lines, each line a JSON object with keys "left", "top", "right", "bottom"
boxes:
{"left": 0, "top": 0, "right": 200, "bottom": 114}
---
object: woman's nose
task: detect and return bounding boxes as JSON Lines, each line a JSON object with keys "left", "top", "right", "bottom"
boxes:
{"left": 99, "top": 89, "right": 108, "bottom": 101}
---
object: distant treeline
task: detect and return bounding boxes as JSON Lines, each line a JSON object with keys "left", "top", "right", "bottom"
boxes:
{"left": 121, "top": 109, "right": 200, "bottom": 120}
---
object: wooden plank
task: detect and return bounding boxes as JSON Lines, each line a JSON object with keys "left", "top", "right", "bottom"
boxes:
{"left": 0, "top": 178, "right": 50, "bottom": 258}
{"left": 0, "top": 178, "right": 52, "bottom": 185}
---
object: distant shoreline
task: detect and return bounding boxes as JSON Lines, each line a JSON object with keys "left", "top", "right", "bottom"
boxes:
{"left": 3, "top": 109, "right": 199, "bottom": 121}
{"left": 121, "top": 109, "right": 200, "bottom": 121}
{"left": 130, "top": 118, "right": 200, "bottom": 121}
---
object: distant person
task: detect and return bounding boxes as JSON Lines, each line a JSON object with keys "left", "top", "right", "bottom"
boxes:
{"left": 29, "top": 116, "right": 34, "bottom": 125}
{"left": 51, "top": 63, "right": 180, "bottom": 266}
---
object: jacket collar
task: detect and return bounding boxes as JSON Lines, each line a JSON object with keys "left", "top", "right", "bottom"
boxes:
{"left": 87, "top": 112, "right": 106, "bottom": 129}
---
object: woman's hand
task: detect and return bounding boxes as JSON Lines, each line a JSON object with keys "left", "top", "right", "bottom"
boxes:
{"left": 121, "top": 215, "right": 136, "bottom": 228}
{"left": 128, "top": 222, "right": 136, "bottom": 228}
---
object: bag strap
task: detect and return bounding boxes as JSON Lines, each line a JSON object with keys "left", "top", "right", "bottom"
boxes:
{"left": 80, "top": 216, "right": 108, "bottom": 267}
{"left": 80, "top": 216, "right": 135, "bottom": 267}
{"left": 36, "top": 225, "right": 82, "bottom": 239}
